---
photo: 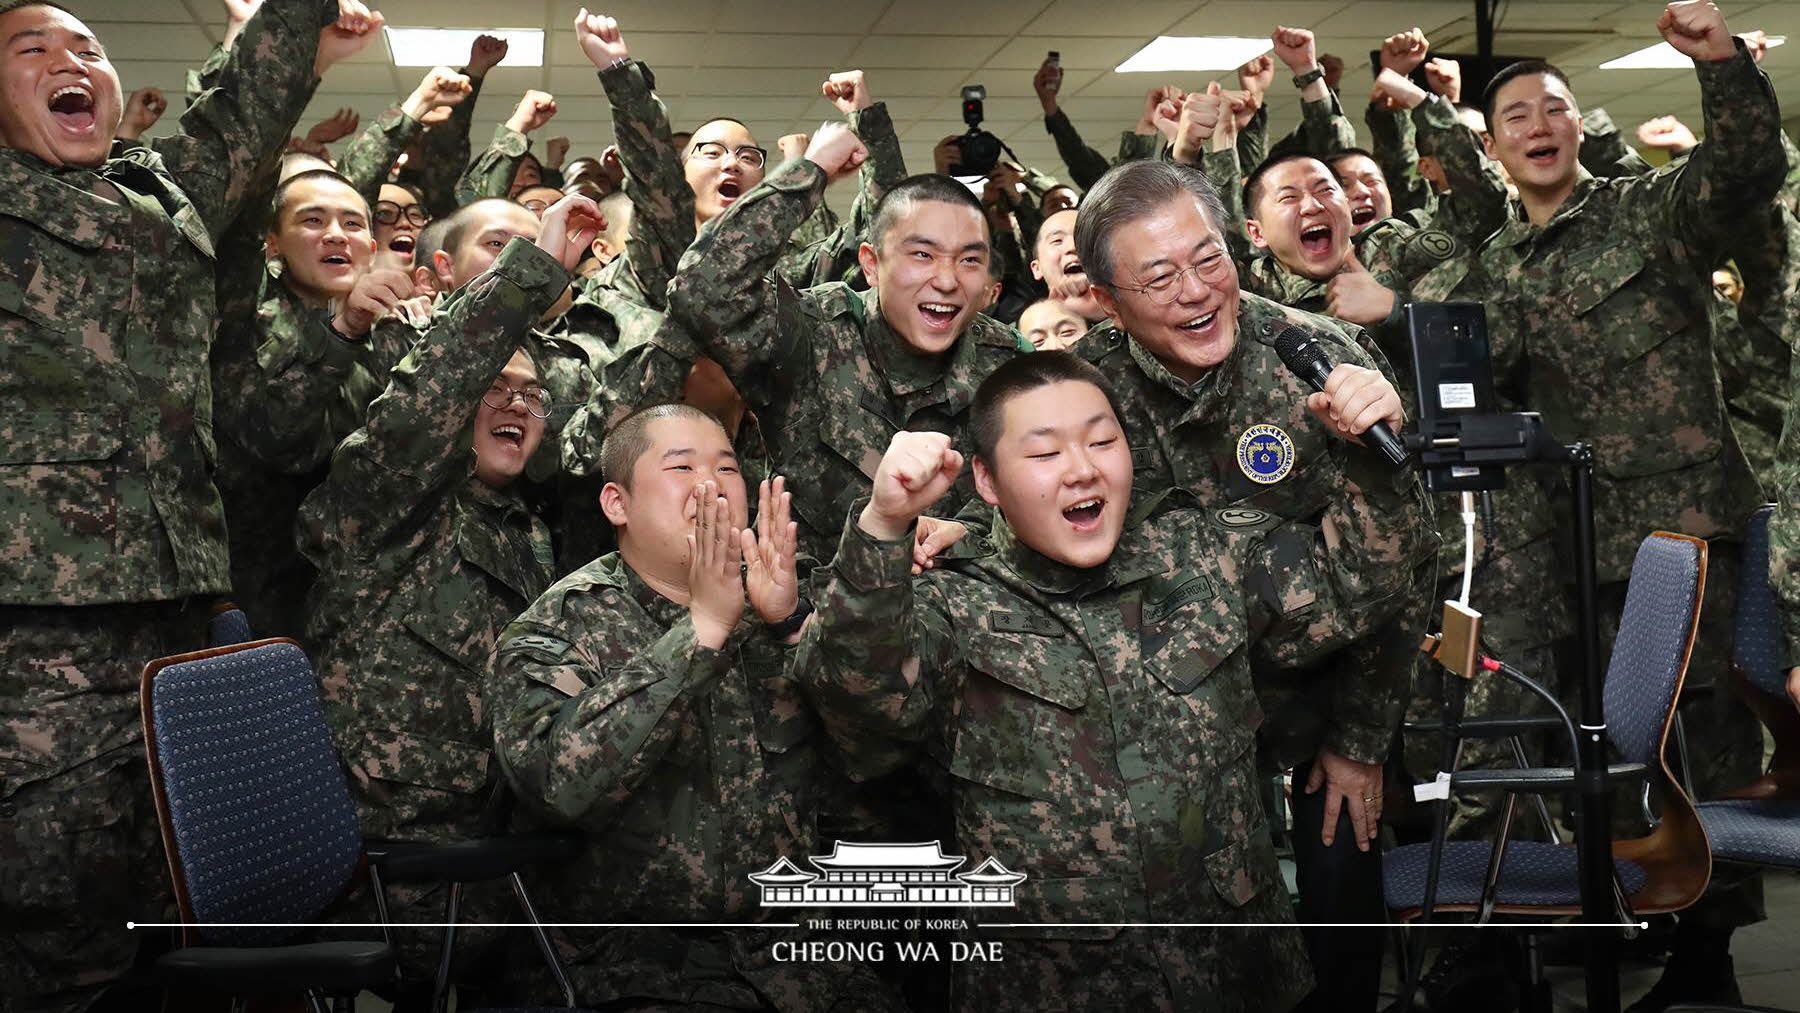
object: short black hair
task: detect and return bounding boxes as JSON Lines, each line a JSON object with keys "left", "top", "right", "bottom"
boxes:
{"left": 867, "top": 173, "right": 990, "bottom": 254}
{"left": 970, "top": 351, "right": 1126, "bottom": 466}
{"left": 1481, "top": 59, "right": 1574, "bottom": 125}
{"left": 379, "top": 180, "right": 425, "bottom": 205}
{"left": 441, "top": 197, "right": 529, "bottom": 258}
{"left": 1243, "top": 152, "right": 1330, "bottom": 218}
{"left": 269, "top": 168, "right": 363, "bottom": 224}
{"left": 683, "top": 117, "right": 751, "bottom": 155}
{"left": 600, "top": 403, "right": 727, "bottom": 492}
{"left": 412, "top": 216, "right": 453, "bottom": 284}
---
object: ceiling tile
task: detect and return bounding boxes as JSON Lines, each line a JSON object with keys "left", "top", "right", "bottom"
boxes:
{"left": 699, "top": 33, "right": 862, "bottom": 67}
{"left": 1021, "top": 0, "right": 1201, "bottom": 37}
{"left": 847, "top": 34, "right": 1008, "bottom": 70}
{"left": 544, "top": 31, "right": 706, "bottom": 69}
{"left": 985, "top": 35, "right": 1153, "bottom": 72}
{"left": 871, "top": 0, "right": 1053, "bottom": 35}
{"left": 715, "top": 0, "right": 886, "bottom": 34}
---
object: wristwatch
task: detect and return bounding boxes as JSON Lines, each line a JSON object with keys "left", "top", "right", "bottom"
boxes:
{"left": 766, "top": 598, "right": 814, "bottom": 640}
{"left": 1292, "top": 67, "right": 1326, "bottom": 89}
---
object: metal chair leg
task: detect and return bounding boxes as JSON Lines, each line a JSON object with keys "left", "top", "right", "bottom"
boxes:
{"left": 1672, "top": 711, "right": 1698, "bottom": 800}
{"left": 1476, "top": 792, "right": 1520, "bottom": 924}
{"left": 431, "top": 882, "right": 462, "bottom": 1013}
{"left": 510, "top": 871, "right": 577, "bottom": 1008}
{"left": 369, "top": 863, "right": 394, "bottom": 949}
{"left": 1518, "top": 931, "right": 1553, "bottom": 1013}
{"left": 1506, "top": 735, "right": 1562, "bottom": 843}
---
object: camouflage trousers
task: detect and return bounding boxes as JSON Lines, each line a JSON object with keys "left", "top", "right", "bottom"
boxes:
{"left": 1402, "top": 532, "right": 1574, "bottom": 841}
{"left": 1, "top": 602, "right": 202, "bottom": 1013}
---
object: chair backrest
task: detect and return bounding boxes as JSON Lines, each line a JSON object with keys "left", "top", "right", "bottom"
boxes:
{"left": 1733, "top": 505, "right": 1786, "bottom": 698}
{"left": 142, "top": 640, "right": 362, "bottom": 946}
{"left": 205, "top": 607, "right": 257, "bottom": 648}
{"left": 1605, "top": 532, "right": 1707, "bottom": 766}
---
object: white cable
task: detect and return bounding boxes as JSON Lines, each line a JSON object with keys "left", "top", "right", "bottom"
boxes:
{"left": 1459, "top": 491, "right": 1476, "bottom": 606}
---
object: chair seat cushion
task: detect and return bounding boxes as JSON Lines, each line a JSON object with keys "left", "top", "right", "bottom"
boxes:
{"left": 156, "top": 941, "right": 394, "bottom": 994}
{"left": 1383, "top": 840, "right": 1647, "bottom": 910}
{"left": 1696, "top": 799, "right": 1800, "bottom": 867}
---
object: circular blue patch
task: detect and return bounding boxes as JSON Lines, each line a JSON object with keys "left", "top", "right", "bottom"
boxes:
{"left": 1236, "top": 424, "right": 1295, "bottom": 485}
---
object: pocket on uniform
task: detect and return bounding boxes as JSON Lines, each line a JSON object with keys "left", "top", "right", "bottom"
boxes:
{"left": 347, "top": 729, "right": 492, "bottom": 796}
{"left": 947, "top": 630, "right": 1088, "bottom": 801}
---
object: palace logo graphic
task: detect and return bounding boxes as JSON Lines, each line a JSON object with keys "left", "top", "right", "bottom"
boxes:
{"left": 750, "top": 841, "right": 1026, "bottom": 908}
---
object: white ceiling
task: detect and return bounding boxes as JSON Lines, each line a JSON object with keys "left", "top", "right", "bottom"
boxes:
{"left": 104, "top": 0, "right": 1800, "bottom": 200}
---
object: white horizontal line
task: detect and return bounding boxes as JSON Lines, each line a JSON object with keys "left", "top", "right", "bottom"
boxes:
{"left": 129, "top": 921, "right": 1648, "bottom": 931}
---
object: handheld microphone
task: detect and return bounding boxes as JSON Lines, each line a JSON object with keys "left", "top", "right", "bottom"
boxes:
{"left": 1273, "top": 326, "right": 1409, "bottom": 466}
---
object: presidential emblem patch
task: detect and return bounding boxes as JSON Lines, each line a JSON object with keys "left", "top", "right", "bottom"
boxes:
{"left": 1236, "top": 424, "right": 1295, "bottom": 484}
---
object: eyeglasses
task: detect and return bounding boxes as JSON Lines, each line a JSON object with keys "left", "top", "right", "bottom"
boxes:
{"left": 481, "top": 385, "right": 552, "bottom": 419}
{"left": 685, "top": 141, "right": 767, "bottom": 170}
{"left": 1107, "top": 255, "right": 1234, "bottom": 305}
{"left": 520, "top": 198, "right": 552, "bottom": 215}
{"left": 374, "top": 201, "right": 429, "bottom": 227}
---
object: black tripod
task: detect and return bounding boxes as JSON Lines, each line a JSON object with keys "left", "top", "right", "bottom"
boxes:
{"left": 1402, "top": 412, "right": 1620, "bottom": 1013}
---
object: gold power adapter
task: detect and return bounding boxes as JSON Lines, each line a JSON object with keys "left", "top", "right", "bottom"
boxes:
{"left": 1437, "top": 601, "right": 1483, "bottom": 679}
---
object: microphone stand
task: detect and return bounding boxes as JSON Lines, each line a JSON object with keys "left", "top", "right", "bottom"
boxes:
{"left": 1404, "top": 413, "right": 1618, "bottom": 1013}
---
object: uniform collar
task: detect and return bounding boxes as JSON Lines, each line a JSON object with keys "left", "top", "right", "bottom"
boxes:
{"left": 987, "top": 507, "right": 1168, "bottom": 597}
{"left": 863, "top": 288, "right": 948, "bottom": 396}
{"left": 1502, "top": 167, "right": 1598, "bottom": 245}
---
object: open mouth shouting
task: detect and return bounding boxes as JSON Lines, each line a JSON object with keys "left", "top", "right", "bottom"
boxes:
{"left": 388, "top": 234, "right": 416, "bottom": 256}
{"left": 1060, "top": 253, "right": 1085, "bottom": 278}
{"left": 918, "top": 300, "right": 962, "bottom": 331}
{"left": 49, "top": 83, "right": 97, "bottom": 135}
{"left": 1299, "top": 222, "right": 1334, "bottom": 258}
{"left": 1349, "top": 201, "right": 1378, "bottom": 228}
{"left": 1525, "top": 143, "right": 1559, "bottom": 168}
{"left": 1062, "top": 495, "right": 1106, "bottom": 533}
{"left": 490, "top": 422, "right": 526, "bottom": 449}
{"left": 319, "top": 251, "right": 354, "bottom": 273}
{"left": 1177, "top": 308, "right": 1220, "bottom": 339}
{"left": 717, "top": 179, "right": 742, "bottom": 205}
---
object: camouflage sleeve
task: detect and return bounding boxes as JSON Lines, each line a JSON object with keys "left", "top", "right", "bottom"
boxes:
{"left": 1364, "top": 101, "right": 1433, "bottom": 217}
{"left": 792, "top": 507, "right": 951, "bottom": 780}
{"left": 1201, "top": 146, "right": 1254, "bottom": 267}
{"left": 1662, "top": 40, "right": 1788, "bottom": 265}
{"left": 1116, "top": 128, "right": 1160, "bottom": 165}
{"left": 665, "top": 157, "right": 824, "bottom": 397}
{"left": 779, "top": 101, "right": 906, "bottom": 288}
{"left": 560, "top": 321, "right": 695, "bottom": 479}
{"left": 1300, "top": 89, "right": 1357, "bottom": 158}
{"left": 213, "top": 294, "right": 378, "bottom": 474}
{"left": 152, "top": 0, "right": 334, "bottom": 242}
{"left": 1043, "top": 108, "right": 1112, "bottom": 191}
{"left": 455, "top": 124, "right": 531, "bottom": 206}
{"left": 407, "top": 71, "right": 483, "bottom": 218}
{"left": 1236, "top": 103, "right": 1268, "bottom": 172}
{"left": 489, "top": 614, "right": 735, "bottom": 826}
{"left": 788, "top": 202, "right": 841, "bottom": 251}
{"left": 1579, "top": 107, "right": 1656, "bottom": 178}
{"left": 337, "top": 105, "right": 423, "bottom": 210}
{"left": 603, "top": 61, "right": 697, "bottom": 306}
{"left": 1411, "top": 95, "right": 1511, "bottom": 245}
{"left": 1251, "top": 444, "right": 1430, "bottom": 764}
{"left": 184, "top": 43, "right": 229, "bottom": 106}
{"left": 314, "top": 238, "right": 570, "bottom": 553}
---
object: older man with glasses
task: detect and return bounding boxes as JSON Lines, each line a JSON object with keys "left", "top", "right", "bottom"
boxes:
{"left": 1070, "top": 158, "right": 1433, "bottom": 1013}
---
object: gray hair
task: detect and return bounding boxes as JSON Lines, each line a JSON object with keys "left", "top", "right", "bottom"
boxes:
{"left": 1073, "top": 160, "right": 1228, "bottom": 290}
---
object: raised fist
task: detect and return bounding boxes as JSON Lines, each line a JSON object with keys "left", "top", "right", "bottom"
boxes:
{"left": 822, "top": 70, "right": 871, "bottom": 114}
{"left": 861, "top": 431, "right": 964, "bottom": 540}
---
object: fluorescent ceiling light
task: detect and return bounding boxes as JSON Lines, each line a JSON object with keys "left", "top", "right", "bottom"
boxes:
{"left": 1116, "top": 36, "right": 1272, "bottom": 73}
{"left": 383, "top": 27, "right": 544, "bottom": 67}
{"left": 1600, "top": 35, "right": 1782, "bottom": 70}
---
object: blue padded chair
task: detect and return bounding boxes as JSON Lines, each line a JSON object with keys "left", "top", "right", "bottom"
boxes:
{"left": 204, "top": 604, "right": 258, "bottom": 648}
{"left": 1384, "top": 531, "right": 1714, "bottom": 921}
{"left": 1694, "top": 506, "right": 1800, "bottom": 868}
{"left": 143, "top": 639, "right": 587, "bottom": 1012}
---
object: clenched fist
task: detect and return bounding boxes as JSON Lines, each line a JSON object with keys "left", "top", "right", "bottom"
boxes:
{"left": 860, "top": 431, "right": 964, "bottom": 541}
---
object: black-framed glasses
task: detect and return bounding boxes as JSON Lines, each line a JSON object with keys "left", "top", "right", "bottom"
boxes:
{"left": 374, "top": 201, "right": 430, "bottom": 227}
{"left": 1108, "top": 255, "right": 1234, "bottom": 305}
{"left": 481, "top": 385, "right": 552, "bottom": 419}
{"left": 685, "top": 141, "right": 767, "bottom": 170}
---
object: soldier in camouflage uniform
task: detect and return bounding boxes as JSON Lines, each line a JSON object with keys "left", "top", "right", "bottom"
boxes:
{"left": 296, "top": 200, "right": 602, "bottom": 998}
{"left": 1061, "top": 158, "right": 1431, "bottom": 1009}
{"left": 0, "top": 0, "right": 362, "bottom": 1006}
{"left": 654, "top": 138, "right": 1029, "bottom": 564}
{"left": 455, "top": 89, "right": 560, "bottom": 207}
{"left": 1030, "top": 54, "right": 1163, "bottom": 192}
{"left": 796, "top": 354, "right": 1420, "bottom": 1011}
{"left": 487, "top": 405, "right": 898, "bottom": 1010}
{"left": 1462, "top": 5, "right": 1782, "bottom": 1005}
